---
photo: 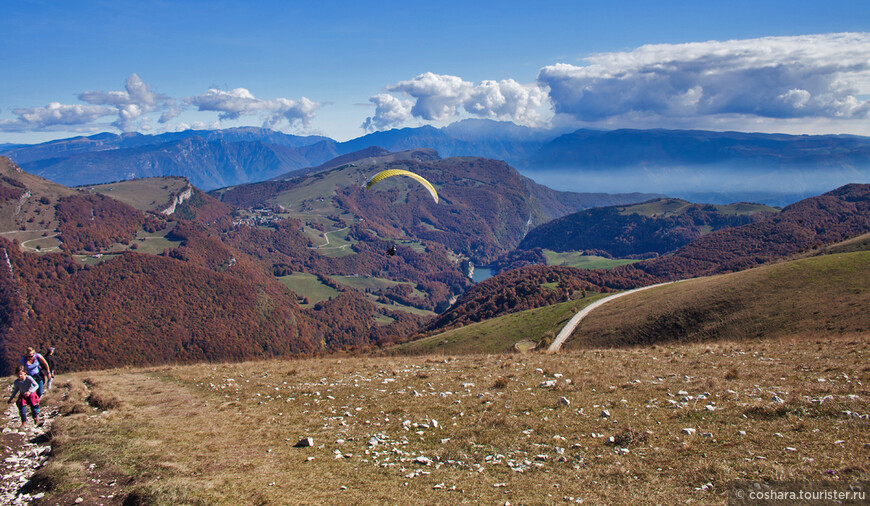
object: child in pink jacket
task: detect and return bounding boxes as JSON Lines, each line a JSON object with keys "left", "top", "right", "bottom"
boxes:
{"left": 7, "top": 365, "right": 40, "bottom": 427}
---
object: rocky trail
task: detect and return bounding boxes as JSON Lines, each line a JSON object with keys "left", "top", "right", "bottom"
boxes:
{"left": 1, "top": 400, "right": 55, "bottom": 504}
{"left": 1, "top": 388, "right": 128, "bottom": 506}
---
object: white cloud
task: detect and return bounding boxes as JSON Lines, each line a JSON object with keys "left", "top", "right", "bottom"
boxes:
{"left": 0, "top": 102, "right": 115, "bottom": 132}
{"left": 79, "top": 74, "right": 174, "bottom": 131}
{"left": 465, "top": 79, "right": 546, "bottom": 124}
{"left": 186, "top": 88, "right": 322, "bottom": 130}
{"left": 387, "top": 72, "right": 473, "bottom": 121}
{"left": 538, "top": 33, "right": 870, "bottom": 125}
{"left": 361, "top": 93, "right": 413, "bottom": 131}
{"left": 171, "top": 121, "right": 222, "bottom": 132}
{"left": 364, "top": 72, "right": 548, "bottom": 131}
{"left": 263, "top": 97, "right": 321, "bottom": 130}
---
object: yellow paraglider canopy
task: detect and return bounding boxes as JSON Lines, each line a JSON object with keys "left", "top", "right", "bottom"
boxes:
{"left": 365, "top": 169, "right": 438, "bottom": 203}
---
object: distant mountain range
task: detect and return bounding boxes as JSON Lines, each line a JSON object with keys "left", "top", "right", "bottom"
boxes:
{"left": 3, "top": 120, "right": 868, "bottom": 205}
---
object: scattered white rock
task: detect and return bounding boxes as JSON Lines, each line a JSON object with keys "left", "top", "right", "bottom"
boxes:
{"left": 558, "top": 397, "right": 571, "bottom": 407}
{"left": 414, "top": 456, "right": 433, "bottom": 466}
{"left": 540, "top": 380, "right": 557, "bottom": 388}
{"left": 600, "top": 410, "right": 611, "bottom": 418}
{"left": 771, "top": 395, "right": 785, "bottom": 403}
{"left": 294, "top": 437, "right": 314, "bottom": 447}
{"left": 681, "top": 428, "right": 697, "bottom": 436}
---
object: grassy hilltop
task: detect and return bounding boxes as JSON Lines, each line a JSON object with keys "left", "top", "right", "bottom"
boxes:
{"left": 36, "top": 334, "right": 869, "bottom": 504}
{"left": 411, "top": 245, "right": 869, "bottom": 355}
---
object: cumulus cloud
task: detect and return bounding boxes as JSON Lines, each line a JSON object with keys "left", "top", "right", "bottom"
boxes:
{"left": 79, "top": 74, "right": 175, "bottom": 131}
{"left": 387, "top": 73, "right": 473, "bottom": 121}
{"left": 361, "top": 94, "right": 413, "bottom": 131}
{"left": 363, "top": 72, "right": 548, "bottom": 131}
{"left": 538, "top": 33, "right": 870, "bottom": 125}
{"left": 0, "top": 102, "right": 115, "bottom": 132}
{"left": 186, "top": 88, "right": 322, "bottom": 130}
{"left": 465, "top": 79, "right": 546, "bottom": 124}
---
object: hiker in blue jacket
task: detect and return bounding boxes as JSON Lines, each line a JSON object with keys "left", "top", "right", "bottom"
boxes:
{"left": 20, "top": 347, "right": 52, "bottom": 397}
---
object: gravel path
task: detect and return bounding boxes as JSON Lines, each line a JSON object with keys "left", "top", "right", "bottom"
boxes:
{"left": 547, "top": 281, "right": 681, "bottom": 352}
{"left": 0, "top": 401, "right": 55, "bottom": 505}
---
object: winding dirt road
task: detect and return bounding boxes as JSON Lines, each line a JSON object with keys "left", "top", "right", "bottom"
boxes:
{"left": 547, "top": 281, "right": 682, "bottom": 352}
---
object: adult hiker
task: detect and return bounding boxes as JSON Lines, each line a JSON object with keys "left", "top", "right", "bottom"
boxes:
{"left": 20, "top": 347, "right": 51, "bottom": 397}
{"left": 7, "top": 364, "right": 40, "bottom": 427}
{"left": 44, "top": 347, "right": 57, "bottom": 390}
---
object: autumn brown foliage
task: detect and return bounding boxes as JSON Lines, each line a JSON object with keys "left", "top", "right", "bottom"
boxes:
{"left": 430, "top": 184, "right": 870, "bottom": 331}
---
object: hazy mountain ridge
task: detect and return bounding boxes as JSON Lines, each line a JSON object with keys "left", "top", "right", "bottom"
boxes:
{"left": 272, "top": 147, "right": 441, "bottom": 180}
{"left": 7, "top": 121, "right": 866, "bottom": 203}
{"left": 0, "top": 127, "right": 331, "bottom": 165}
{"left": 17, "top": 137, "right": 337, "bottom": 190}
{"left": 531, "top": 128, "right": 870, "bottom": 169}
{"left": 527, "top": 128, "right": 870, "bottom": 201}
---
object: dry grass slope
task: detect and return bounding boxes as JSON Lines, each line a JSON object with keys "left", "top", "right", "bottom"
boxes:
{"left": 32, "top": 334, "right": 869, "bottom": 504}
{"left": 564, "top": 250, "right": 870, "bottom": 350}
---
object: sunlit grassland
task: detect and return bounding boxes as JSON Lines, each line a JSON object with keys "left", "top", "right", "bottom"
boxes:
{"left": 617, "top": 198, "right": 777, "bottom": 218}
{"left": 395, "top": 294, "right": 609, "bottom": 354}
{"left": 277, "top": 272, "right": 341, "bottom": 306}
{"left": 41, "top": 334, "right": 869, "bottom": 504}
{"left": 84, "top": 177, "right": 189, "bottom": 213}
{"left": 371, "top": 299, "right": 437, "bottom": 317}
{"left": 277, "top": 272, "right": 433, "bottom": 315}
{"left": 543, "top": 250, "right": 640, "bottom": 269}
{"left": 334, "top": 275, "right": 426, "bottom": 299}
{"left": 566, "top": 250, "right": 870, "bottom": 350}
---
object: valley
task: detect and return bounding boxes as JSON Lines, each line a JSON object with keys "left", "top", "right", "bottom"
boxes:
{"left": 0, "top": 135, "right": 867, "bottom": 505}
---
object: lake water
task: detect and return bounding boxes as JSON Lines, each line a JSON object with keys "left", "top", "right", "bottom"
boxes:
{"left": 471, "top": 266, "right": 493, "bottom": 283}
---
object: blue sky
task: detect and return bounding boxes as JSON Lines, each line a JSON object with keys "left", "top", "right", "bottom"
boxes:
{"left": 2, "top": 0, "right": 869, "bottom": 144}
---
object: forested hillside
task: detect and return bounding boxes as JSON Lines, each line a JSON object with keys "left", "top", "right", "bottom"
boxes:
{"left": 428, "top": 184, "right": 870, "bottom": 331}
{"left": 216, "top": 154, "right": 661, "bottom": 264}
{"left": 0, "top": 157, "right": 466, "bottom": 372}
{"left": 518, "top": 199, "right": 777, "bottom": 257}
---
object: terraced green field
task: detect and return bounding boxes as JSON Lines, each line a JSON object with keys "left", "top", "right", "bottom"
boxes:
{"left": 396, "top": 293, "right": 607, "bottom": 354}
{"left": 543, "top": 250, "right": 640, "bottom": 269}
